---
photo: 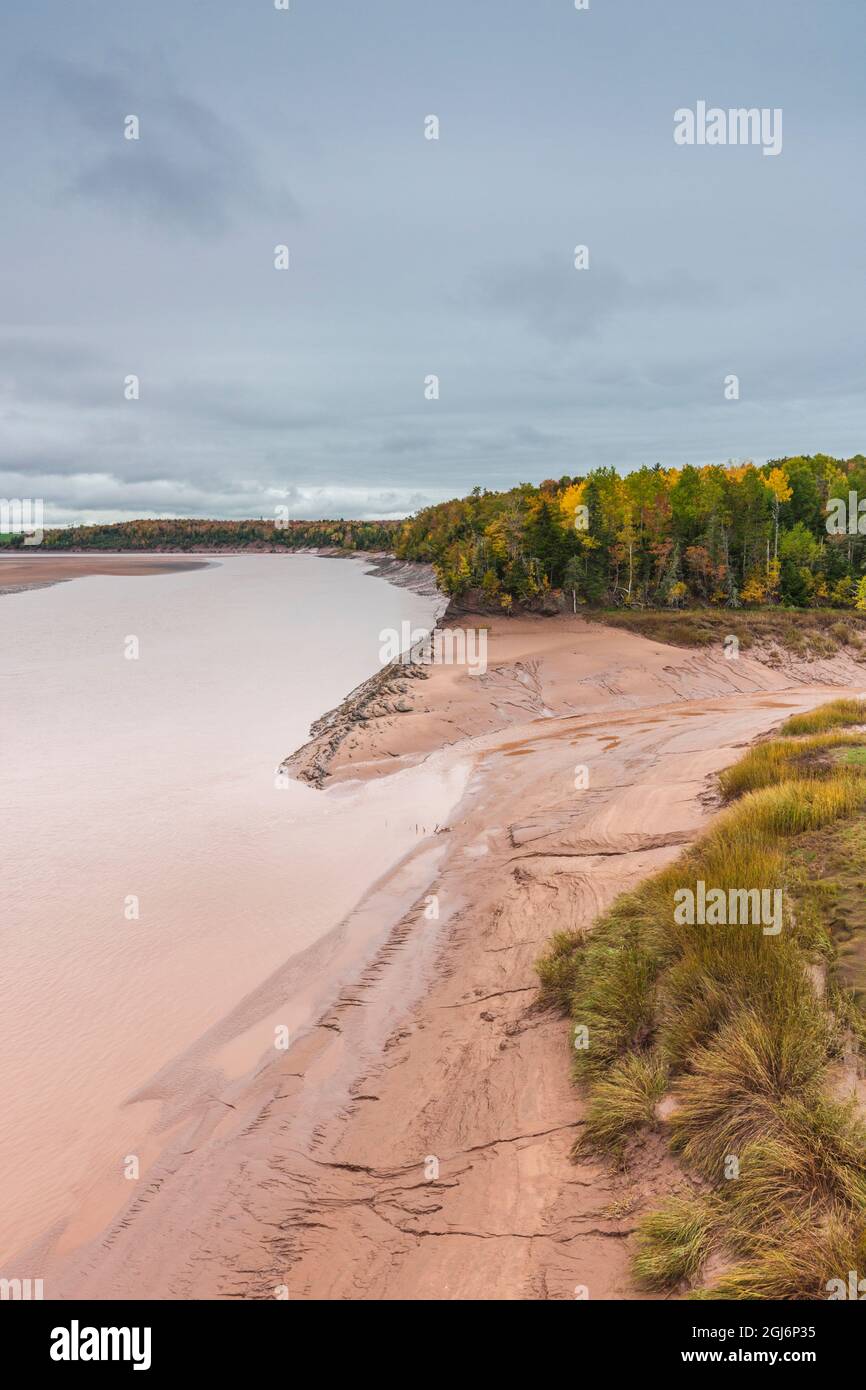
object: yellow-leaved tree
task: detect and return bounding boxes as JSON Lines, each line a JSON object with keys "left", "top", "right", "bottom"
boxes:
{"left": 559, "top": 482, "right": 588, "bottom": 534}
{"left": 763, "top": 467, "right": 792, "bottom": 561}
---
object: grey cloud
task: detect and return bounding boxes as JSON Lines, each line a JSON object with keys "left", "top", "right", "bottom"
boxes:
{"left": 474, "top": 257, "right": 628, "bottom": 341}
{"left": 380, "top": 433, "right": 433, "bottom": 456}
{"left": 1, "top": 475, "right": 448, "bottom": 527}
{"left": 37, "top": 56, "right": 298, "bottom": 232}
{"left": 474, "top": 256, "right": 715, "bottom": 344}
{"left": 158, "top": 384, "right": 336, "bottom": 434}
{"left": 0, "top": 333, "right": 103, "bottom": 373}
{"left": 511, "top": 424, "right": 564, "bottom": 448}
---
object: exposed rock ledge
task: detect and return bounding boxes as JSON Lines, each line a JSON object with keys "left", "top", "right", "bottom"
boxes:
{"left": 280, "top": 554, "right": 445, "bottom": 786}
{"left": 280, "top": 656, "right": 432, "bottom": 787}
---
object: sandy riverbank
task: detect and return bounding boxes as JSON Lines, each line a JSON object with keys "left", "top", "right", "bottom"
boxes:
{"left": 34, "top": 610, "right": 866, "bottom": 1300}
{"left": 0, "top": 553, "right": 212, "bottom": 595}
{"left": 0, "top": 550, "right": 438, "bottom": 600}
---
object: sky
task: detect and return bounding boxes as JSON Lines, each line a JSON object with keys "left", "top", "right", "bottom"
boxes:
{"left": 1, "top": 0, "right": 865, "bottom": 525}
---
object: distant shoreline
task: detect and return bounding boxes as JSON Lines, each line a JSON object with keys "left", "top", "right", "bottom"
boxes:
{"left": 0, "top": 549, "right": 438, "bottom": 601}
{"left": 0, "top": 553, "right": 213, "bottom": 597}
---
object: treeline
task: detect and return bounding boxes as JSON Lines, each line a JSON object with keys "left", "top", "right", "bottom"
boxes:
{"left": 0, "top": 517, "right": 400, "bottom": 553}
{"left": 394, "top": 455, "right": 866, "bottom": 610}
{"left": 9, "top": 454, "right": 866, "bottom": 610}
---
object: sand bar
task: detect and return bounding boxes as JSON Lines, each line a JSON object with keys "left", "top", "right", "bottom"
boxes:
{"left": 0, "top": 553, "right": 211, "bottom": 595}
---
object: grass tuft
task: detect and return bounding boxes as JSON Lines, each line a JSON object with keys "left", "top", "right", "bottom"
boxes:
{"left": 577, "top": 1052, "right": 668, "bottom": 1158}
{"left": 705, "top": 1212, "right": 860, "bottom": 1301}
{"left": 633, "top": 1197, "right": 719, "bottom": 1291}
{"left": 584, "top": 609, "right": 866, "bottom": 659}
{"left": 536, "top": 930, "right": 583, "bottom": 1007}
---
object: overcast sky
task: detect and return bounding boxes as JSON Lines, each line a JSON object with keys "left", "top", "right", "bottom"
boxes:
{"left": 1, "top": 0, "right": 865, "bottom": 525}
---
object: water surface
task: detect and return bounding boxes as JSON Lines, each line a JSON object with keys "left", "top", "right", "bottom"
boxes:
{"left": 0, "top": 555, "right": 461, "bottom": 1263}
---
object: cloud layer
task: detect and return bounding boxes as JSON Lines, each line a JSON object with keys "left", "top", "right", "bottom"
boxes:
{"left": 1, "top": 1, "right": 865, "bottom": 524}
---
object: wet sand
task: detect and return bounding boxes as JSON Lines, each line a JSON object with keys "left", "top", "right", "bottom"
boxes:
{"left": 35, "top": 612, "right": 866, "bottom": 1300}
{"left": 0, "top": 553, "right": 211, "bottom": 595}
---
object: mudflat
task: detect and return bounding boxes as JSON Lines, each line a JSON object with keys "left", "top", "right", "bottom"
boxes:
{"left": 0, "top": 554, "right": 211, "bottom": 594}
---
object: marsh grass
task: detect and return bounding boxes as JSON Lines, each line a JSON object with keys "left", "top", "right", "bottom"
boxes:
{"left": 584, "top": 609, "right": 866, "bottom": 658}
{"left": 633, "top": 1197, "right": 720, "bottom": 1290}
{"left": 577, "top": 1052, "right": 668, "bottom": 1157}
{"left": 701, "top": 1211, "right": 862, "bottom": 1301}
{"left": 538, "top": 735, "right": 866, "bottom": 1298}
{"left": 778, "top": 699, "right": 866, "bottom": 738}
{"left": 718, "top": 731, "right": 866, "bottom": 800}
{"left": 535, "top": 929, "right": 583, "bottom": 1007}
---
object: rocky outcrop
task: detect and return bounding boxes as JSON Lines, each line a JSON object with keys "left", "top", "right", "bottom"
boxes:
{"left": 280, "top": 657, "right": 431, "bottom": 787}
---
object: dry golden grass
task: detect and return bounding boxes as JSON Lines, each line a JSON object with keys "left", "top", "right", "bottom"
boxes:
{"left": 778, "top": 698, "right": 866, "bottom": 738}
{"left": 633, "top": 1197, "right": 720, "bottom": 1290}
{"left": 718, "top": 731, "right": 866, "bottom": 800}
{"left": 577, "top": 1053, "right": 668, "bottom": 1158}
{"left": 585, "top": 608, "right": 866, "bottom": 658}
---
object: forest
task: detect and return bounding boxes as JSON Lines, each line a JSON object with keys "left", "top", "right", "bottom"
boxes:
{"left": 0, "top": 516, "right": 400, "bottom": 554}
{"left": 394, "top": 454, "right": 866, "bottom": 610}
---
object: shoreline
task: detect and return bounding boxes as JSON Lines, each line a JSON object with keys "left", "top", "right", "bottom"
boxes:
{"left": 32, "top": 608, "right": 866, "bottom": 1299}
{"left": 0, "top": 553, "right": 213, "bottom": 596}
{"left": 0, "top": 550, "right": 439, "bottom": 600}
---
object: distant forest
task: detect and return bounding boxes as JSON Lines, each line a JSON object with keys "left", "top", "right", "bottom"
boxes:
{"left": 0, "top": 516, "right": 399, "bottom": 554}
{"left": 6, "top": 454, "right": 866, "bottom": 610}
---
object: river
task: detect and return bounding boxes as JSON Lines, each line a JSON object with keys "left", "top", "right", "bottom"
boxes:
{"left": 0, "top": 554, "right": 466, "bottom": 1268}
